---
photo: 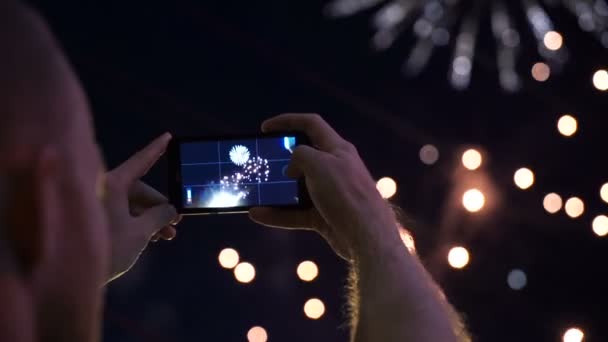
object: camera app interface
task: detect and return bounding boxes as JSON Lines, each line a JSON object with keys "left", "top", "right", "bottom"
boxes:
{"left": 180, "top": 136, "right": 299, "bottom": 208}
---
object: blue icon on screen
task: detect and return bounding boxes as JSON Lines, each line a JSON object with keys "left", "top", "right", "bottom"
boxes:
{"left": 186, "top": 188, "right": 192, "bottom": 204}
{"left": 283, "top": 136, "right": 296, "bottom": 153}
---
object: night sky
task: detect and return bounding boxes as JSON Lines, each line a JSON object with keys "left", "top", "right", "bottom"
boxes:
{"left": 31, "top": 1, "right": 608, "bottom": 341}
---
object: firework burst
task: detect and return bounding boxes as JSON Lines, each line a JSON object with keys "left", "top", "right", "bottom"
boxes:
{"left": 229, "top": 145, "right": 251, "bottom": 166}
{"left": 325, "top": 0, "right": 608, "bottom": 91}
{"left": 216, "top": 156, "right": 270, "bottom": 205}
{"left": 243, "top": 157, "right": 270, "bottom": 183}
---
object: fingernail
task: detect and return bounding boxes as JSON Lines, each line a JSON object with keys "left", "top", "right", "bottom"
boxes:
{"left": 170, "top": 211, "right": 182, "bottom": 225}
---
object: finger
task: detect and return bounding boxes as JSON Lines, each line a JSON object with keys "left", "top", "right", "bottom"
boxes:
{"left": 262, "top": 114, "right": 346, "bottom": 152}
{"left": 285, "top": 161, "right": 303, "bottom": 179}
{"left": 136, "top": 203, "right": 179, "bottom": 238}
{"left": 114, "top": 133, "right": 172, "bottom": 185}
{"left": 129, "top": 180, "right": 168, "bottom": 206}
{"left": 289, "top": 145, "right": 325, "bottom": 176}
{"left": 158, "top": 226, "right": 177, "bottom": 240}
{"left": 129, "top": 181, "right": 169, "bottom": 216}
{"left": 170, "top": 214, "right": 183, "bottom": 226}
{"left": 249, "top": 207, "right": 315, "bottom": 230}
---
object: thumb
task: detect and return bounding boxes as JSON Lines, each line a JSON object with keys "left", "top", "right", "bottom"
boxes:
{"left": 289, "top": 145, "right": 324, "bottom": 177}
{"left": 249, "top": 207, "right": 316, "bottom": 231}
{"left": 135, "top": 203, "right": 179, "bottom": 237}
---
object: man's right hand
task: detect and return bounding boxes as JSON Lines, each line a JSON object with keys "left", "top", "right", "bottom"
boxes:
{"left": 249, "top": 114, "right": 401, "bottom": 261}
{"left": 104, "top": 133, "right": 180, "bottom": 283}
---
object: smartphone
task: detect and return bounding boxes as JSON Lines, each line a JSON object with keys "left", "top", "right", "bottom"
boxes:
{"left": 168, "top": 132, "right": 311, "bottom": 215}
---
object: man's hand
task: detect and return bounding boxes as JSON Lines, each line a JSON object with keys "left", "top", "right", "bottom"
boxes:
{"left": 249, "top": 114, "right": 468, "bottom": 342}
{"left": 104, "top": 133, "right": 180, "bottom": 283}
{"left": 249, "top": 114, "right": 399, "bottom": 261}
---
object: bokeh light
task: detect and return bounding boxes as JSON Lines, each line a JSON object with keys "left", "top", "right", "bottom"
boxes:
{"left": 304, "top": 298, "right": 326, "bottom": 320}
{"left": 563, "top": 327, "right": 585, "bottom": 342}
{"left": 592, "top": 215, "right": 608, "bottom": 237}
{"left": 247, "top": 326, "right": 268, "bottom": 342}
{"left": 593, "top": 69, "right": 608, "bottom": 91}
{"left": 462, "top": 149, "right": 482, "bottom": 170}
{"left": 558, "top": 115, "right": 578, "bottom": 137}
{"left": 462, "top": 189, "right": 485, "bottom": 213}
{"left": 297, "top": 261, "right": 319, "bottom": 282}
{"left": 514, "top": 168, "right": 535, "bottom": 190}
{"left": 507, "top": 269, "right": 527, "bottom": 290}
{"left": 448, "top": 246, "right": 470, "bottom": 269}
{"left": 218, "top": 248, "right": 240, "bottom": 269}
{"left": 543, "top": 193, "right": 563, "bottom": 214}
{"left": 234, "top": 262, "right": 256, "bottom": 283}
{"left": 601, "top": 183, "right": 608, "bottom": 203}
{"left": 532, "top": 62, "right": 551, "bottom": 82}
{"left": 420, "top": 144, "right": 440, "bottom": 165}
{"left": 377, "top": 177, "right": 397, "bottom": 199}
{"left": 565, "top": 197, "right": 585, "bottom": 218}
{"left": 543, "top": 31, "right": 563, "bottom": 51}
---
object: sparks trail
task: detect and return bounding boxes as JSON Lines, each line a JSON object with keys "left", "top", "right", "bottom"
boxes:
{"left": 325, "top": 0, "right": 608, "bottom": 91}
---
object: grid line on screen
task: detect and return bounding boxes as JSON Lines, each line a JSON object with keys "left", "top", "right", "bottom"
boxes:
{"left": 184, "top": 180, "right": 296, "bottom": 188}
{"left": 256, "top": 138, "right": 261, "bottom": 205}
{"left": 217, "top": 141, "right": 221, "bottom": 184}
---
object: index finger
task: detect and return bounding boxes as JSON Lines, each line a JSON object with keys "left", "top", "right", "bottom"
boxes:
{"left": 262, "top": 114, "right": 346, "bottom": 152}
{"left": 115, "top": 133, "right": 172, "bottom": 185}
{"left": 129, "top": 181, "right": 167, "bottom": 206}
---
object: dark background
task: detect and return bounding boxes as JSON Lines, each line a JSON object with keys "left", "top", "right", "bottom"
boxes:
{"left": 32, "top": 0, "right": 608, "bottom": 341}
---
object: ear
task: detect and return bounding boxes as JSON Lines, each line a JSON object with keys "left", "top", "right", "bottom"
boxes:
{"left": 4, "top": 145, "right": 59, "bottom": 275}
{"left": 0, "top": 177, "right": 36, "bottom": 342}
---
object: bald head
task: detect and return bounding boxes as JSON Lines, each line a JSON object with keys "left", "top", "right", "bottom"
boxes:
{"left": 0, "top": 0, "right": 95, "bottom": 162}
{"left": 0, "top": 3, "right": 108, "bottom": 341}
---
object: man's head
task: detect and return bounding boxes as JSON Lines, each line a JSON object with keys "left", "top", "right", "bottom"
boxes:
{"left": 0, "top": 2, "right": 108, "bottom": 341}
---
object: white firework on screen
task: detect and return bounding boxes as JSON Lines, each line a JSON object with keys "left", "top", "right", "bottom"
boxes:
{"left": 220, "top": 157, "right": 270, "bottom": 189}
{"left": 205, "top": 189, "right": 247, "bottom": 208}
{"left": 243, "top": 157, "right": 270, "bottom": 183}
{"left": 213, "top": 155, "right": 271, "bottom": 206}
{"left": 229, "top": 145, "right": 251, "bottom": 166}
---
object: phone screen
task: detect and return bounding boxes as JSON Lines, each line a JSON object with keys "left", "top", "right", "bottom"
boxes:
{"left": 171, "top": 134, "right": 307, "bottom": 213}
